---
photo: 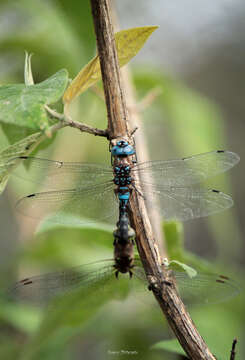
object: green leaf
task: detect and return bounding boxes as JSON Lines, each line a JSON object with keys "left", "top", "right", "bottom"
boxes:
{"left": 0, "top": 123, "right": 35, "bottom": 146}
{"left": 168, "top": 260, "right": 197, "bottom": 278}
{"left": 0, "top": 300, "right": 42, "bottom": 335}
{"left": 37, "top": 214, "right": 114, "bottom": 235}
{"left": 22, "top": 220, "right": 114, "bottom": 268}
{"left": 63, "top": 26, "right": 158, "bottom": 104}
{"left": 0, "top": 69, "right": 68, "bottom": 131}
{"left": 163, "top": 221, "right": 185, "bottom": 260}
{"left": 0, "top": 131, "right": 43, "bottom": 193}
{"left": 20, "top": 271, "right": 133, "bottom": 360}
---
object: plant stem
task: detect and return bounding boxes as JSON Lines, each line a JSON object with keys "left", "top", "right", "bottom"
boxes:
{"left": 45, "top": 105, "right": 108, "bottom": 137}
{"left": 230, "top": 339, "right": 237, "bottom": 360}
{"left": 90, "top": 0, "right": 130, "bottom": 139}
{"left": 90, "top": 0, "right": 217, "bottom": 359}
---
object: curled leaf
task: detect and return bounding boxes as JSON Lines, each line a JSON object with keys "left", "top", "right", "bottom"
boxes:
{"left": 0, "top": 69, "right": 68, "bottom": 132}
{"left": 63, "top": 26, "right": 158, "bottom": 104}
{"left": 168, "top": 260, "right": 197, "bottom": 279}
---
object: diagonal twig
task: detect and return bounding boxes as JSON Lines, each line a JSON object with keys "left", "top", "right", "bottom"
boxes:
{"left": 230, "top": 339, "right": 238, "bottom": 360}
{"left": 45, "top": 105, "right": 108, "bottom": 137}
{"left": 90, "top": 0, "right": 217, "bottom": 359}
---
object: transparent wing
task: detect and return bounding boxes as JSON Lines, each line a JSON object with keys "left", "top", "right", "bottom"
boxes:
{"left": 8, "top": 260, "right": 116, "bottom": 304}
{"left": 174, "top": 272, "right": 240, "bottom": 305}
{"left": 132, "top": 260, "right": 240, "bottom": 305}
{"left": 16, "top": 182, "right": 118, "bottom": 225}
{"left": 132, "top": 151, "right": 239, "bottom": 187}
{"left": 138, "top": 184, "right": 233, "bottom": 221}
{"left": 10, "top": 259, "right": 239, "bottom": 306}
{"left": 8, "top": 156, "right": 113, "bottom": 190}
{"left": 9, "top": 260, "right": 143, "bottom": 305}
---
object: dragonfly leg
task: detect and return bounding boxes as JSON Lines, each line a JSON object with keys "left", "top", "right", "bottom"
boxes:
{"left": 132, "top": 183, "right": 145, "bottom": 199}
{"left": 147, "top": 275, "right": 172, "bottom": 294}
{"left": 130, "top": 126, "right": 138, "bottom": 136}
{"left": 147, "top": 275, "right": 160, "bottom": 293}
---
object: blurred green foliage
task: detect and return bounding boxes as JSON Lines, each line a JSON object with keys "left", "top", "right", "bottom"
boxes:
{"left": 0, "top": 69, "right": 68, "bottom": 134}
{"left": 0, "top": 1, "right": 244, "bottom": 360}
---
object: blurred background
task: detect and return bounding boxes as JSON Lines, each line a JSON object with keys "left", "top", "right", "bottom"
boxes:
{"left": 0, "top": 0, "right": 244, "bottom": 359}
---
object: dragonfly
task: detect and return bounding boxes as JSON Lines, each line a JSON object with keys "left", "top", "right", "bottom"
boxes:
{"left": 8, "top": 212, "right": 240, "bottom": 306}
{"left": 8, "top": 141, "right": 239, "bottom": 225}
{"left": 9, "top": 250, "right": 240, "bottom": 306}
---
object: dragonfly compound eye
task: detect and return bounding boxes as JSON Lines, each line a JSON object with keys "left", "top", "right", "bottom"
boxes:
{"left": 117, "top": 140, "right": 128, "bottom": 147}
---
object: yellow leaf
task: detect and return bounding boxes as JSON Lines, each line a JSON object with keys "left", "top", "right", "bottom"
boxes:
{"left": 63, "top": 26, "right": 158, "bottom": 104}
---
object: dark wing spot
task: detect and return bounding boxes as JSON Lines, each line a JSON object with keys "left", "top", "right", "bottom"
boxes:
{"left": 27, "top": 193, "right": 36, "bottom": 198}
{"left": 216, "top": 279, "right": 225, "bottom": 284}
{"left": 23, "top": 280, "right": 33, "bottom": 286}
{"left": 19, "top": 156, "right": 28, "bottom": 159}
{"left": 212, "top": 189, "right": 220, "bottom": 193}
{"left": 217, "top": 150, "right": 225, "bottom": 153}
{"left": 20, "top": 278, "right": 30, "bottom": 283}
{"left": 219, "top": 275, "right": 229, "bottom": 280}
